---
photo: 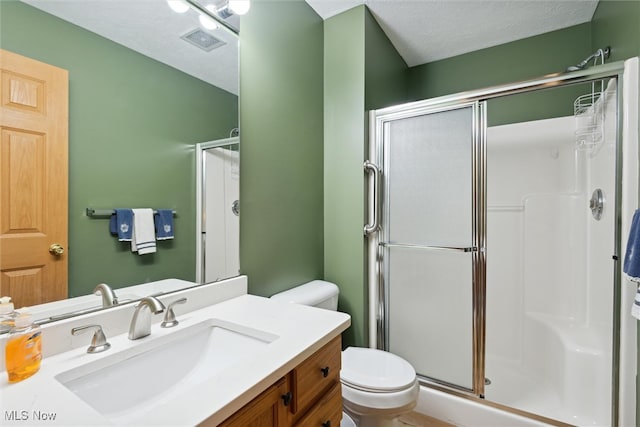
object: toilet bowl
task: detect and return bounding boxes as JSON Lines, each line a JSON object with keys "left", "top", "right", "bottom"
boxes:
{"left": 341, "top": 347, "right": 419, "bottom": 427}
{"left": 270, "top": 280, "right": 420, "bottom": 427}
{"left": 342, "top": 411, "right": 356, "bottom": 427}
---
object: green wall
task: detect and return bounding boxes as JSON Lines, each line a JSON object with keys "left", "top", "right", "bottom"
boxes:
{"left": 592, "top": 0, "right": 640, "bottom": 62}
{"left": 407, "top": 23, "right": 593, "bottom": 99}
{"left": 322, "top": 6, "right": 409, "bottom": 347}
{"left": 407, "top": 23, "right": 593, "bottom": 126}
{"left": 239, "top": 0, "right": 325, "bottom": 298}
{"left": 364, "top": 8, "right": 409, "bottom": 110}
{"left": 324, "top": 7, "right": 367, "bottom": 348}
{"left": 1, "top": 1, "right": 237, "bottom": 297}
{"left": 240, "top": 2, "right": 405, "bottom": 347}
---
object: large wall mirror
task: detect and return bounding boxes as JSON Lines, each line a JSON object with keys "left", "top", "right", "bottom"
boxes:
{"left": 0, "top": 0, "right": 240, "bottom": 324}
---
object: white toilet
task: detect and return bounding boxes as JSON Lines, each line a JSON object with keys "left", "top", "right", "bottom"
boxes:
{"left": 270, "top": 280, "right": 420, "bottom": 427}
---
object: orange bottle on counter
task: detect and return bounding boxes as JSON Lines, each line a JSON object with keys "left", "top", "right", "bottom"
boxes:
{"left": 5, "top": 311, "right": 42, "bottom": 383}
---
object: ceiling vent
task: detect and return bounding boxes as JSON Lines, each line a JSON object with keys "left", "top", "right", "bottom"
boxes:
{"left": 181, "top": 28, "right": 226, "bottom": 52}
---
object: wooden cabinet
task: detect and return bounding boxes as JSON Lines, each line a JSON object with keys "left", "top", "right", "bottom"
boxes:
{"left": 218, "top": 377, "right": 289, "bottom": 427}
{"left": 215, "top": 335, "right": 342, "bottom": 427}
{"left": 290, "top": 335, "right": 342, "bottom": 425}
{"left": 292, "top": 382, "right": 342, "bottom": 427}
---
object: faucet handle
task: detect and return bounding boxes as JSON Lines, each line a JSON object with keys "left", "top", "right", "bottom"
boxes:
{"left": 71, "top": 324, "right": 111, "bottom": 354}
{"left": 161, "top": 298, "right": 187, "bottom": 328}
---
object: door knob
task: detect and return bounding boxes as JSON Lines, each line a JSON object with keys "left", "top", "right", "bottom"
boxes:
{"left": 49, "top": 243, "right": 65, "bottom": 256}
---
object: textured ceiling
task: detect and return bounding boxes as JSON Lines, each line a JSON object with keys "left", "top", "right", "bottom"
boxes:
{"left": 306, "top": 0, "right": 599, "bottom": 67}
{"left": 20, "top": 0, "right": 599, "bottom": 94}
{"left": 21, "top": 0, "right": 239, "bottom": 95}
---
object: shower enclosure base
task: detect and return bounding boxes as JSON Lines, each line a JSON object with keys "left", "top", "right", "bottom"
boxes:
{"left": 483, "top": 312, "right": 610, "bottom": 426}
{"left": 484, "top": 357, "right": 605, "bottom": 426}
{"left": 416, "top": 386, "right": 558, "bottom": 427}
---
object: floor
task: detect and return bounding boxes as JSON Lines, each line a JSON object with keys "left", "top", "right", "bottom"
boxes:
{"left": 398, "top": 412, "right": 454, "bottom": 427}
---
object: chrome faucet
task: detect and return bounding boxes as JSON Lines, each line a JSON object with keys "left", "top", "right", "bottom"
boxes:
{"left": 71, "top": 324, "right": 111, "bottom": 354}
{"left": 128, "top": 296, "right": 165, "bottom": 340}
{"left": 94, "top": 283, "right": 118, "bottom": 307}
{"left": 161, "top": 297, "right": 187, "bottom": 328}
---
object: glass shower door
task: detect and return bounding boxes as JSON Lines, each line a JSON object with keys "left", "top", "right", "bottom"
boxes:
{"left": 378, "top": 102, "right": 484, "bottom": 393}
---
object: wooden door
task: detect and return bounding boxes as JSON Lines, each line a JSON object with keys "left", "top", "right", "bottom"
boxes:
{"left": 0, "top": 49, "right": 68, "bottom": 308}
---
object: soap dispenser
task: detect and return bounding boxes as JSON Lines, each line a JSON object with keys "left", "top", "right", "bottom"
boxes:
{"left": 0, "top": 297, "right": 16, "bottom": 334}
{"left": 5, "top": 310, "right": 42, "bottom": 383}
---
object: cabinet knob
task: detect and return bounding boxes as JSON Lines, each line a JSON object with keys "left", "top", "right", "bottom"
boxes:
{"left": 322, "top": 421, "right": 331, "bottom": 427}
{"left": 281, "top": 391, "right": 292, "bottom": 406}
{"left": 320, "top": 366, "right": 330, "bottom": 378}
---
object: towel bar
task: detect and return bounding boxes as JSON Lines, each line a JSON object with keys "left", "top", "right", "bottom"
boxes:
{"left": 86, "top": 208, "right": 177, "bottom": 217}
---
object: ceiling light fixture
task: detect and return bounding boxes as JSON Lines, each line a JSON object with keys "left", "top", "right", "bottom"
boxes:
{"left": 167, "top": 0, "right": 190, "bottom": 13}
{"left": 167, "top": 0, "right": 247, "bottom": 35}
{"left": 216, "top": 0, "right": 250, "bottom": 19}
{"left": 228, "top": 0, "right": 250, "bottom": 16}
{"left": 198, "top": 13, "right": 218, "bottom": 30}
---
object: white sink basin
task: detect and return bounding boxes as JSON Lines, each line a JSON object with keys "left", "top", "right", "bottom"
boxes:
{"left": 55, "top": 319, "right": 277, "bottom": 423}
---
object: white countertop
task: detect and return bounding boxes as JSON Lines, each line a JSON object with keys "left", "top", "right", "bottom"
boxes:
{"left": 0, "top": 293, "right": 351, "bottom": 426}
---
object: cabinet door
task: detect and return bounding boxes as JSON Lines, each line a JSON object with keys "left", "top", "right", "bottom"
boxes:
{"left": 217, "top": 377, "right": 289, "bottom": 427}
{"left": 291, "top": 336, "right": 341, "bottom": 416}
{"left": 293, "top": 383, "right": 342, "bottom": 427}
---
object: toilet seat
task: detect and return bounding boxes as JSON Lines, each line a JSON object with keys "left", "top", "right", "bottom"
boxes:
{"left": 341, "top": 347, "right": 416, "bottom": 392}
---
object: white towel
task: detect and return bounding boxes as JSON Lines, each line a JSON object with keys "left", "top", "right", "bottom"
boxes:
{"left": 131, "top": 209, "right": 156, "bottom": 255}
{"left": 624, "top": 209, "right": 640, "bottom": 319}
{"left": 633, "top": 289, "right": 640, "bottom": 320}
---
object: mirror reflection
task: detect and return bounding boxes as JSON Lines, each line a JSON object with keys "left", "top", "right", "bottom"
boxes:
{"left": 196, "top": 138, "right": 240, "bottom": 284}
{"left": 0, "top": 0, "right": 239, "bottom": 323}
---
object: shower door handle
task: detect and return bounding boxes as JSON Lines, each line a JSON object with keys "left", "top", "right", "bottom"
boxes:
{"left": 380, "top": 242, "right": 478, "bottom": 253}
{"left": 364, "top": 160, "right": 381, "bottom": 235}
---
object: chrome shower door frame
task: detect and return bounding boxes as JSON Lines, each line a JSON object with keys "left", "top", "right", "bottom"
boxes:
{"left": 367, "top": 60, "right": 627, "bottom": 425}
{"left": 371, "top": 100, "right": 486, "bottom": 396}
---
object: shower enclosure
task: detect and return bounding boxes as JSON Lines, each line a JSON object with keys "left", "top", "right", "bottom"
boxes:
{"left": 366, "top": 60, "right": 638, "bottom": 426}
{"left": 196, "top": 137, "right": 240, "bottom": 284}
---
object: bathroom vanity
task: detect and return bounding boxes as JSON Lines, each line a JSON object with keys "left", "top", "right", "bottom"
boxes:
{"left": 214, "top": 335, "right": 342, "bottom": 427}
{"left": 0, "top": 276, "right": 350, "bottom": 426}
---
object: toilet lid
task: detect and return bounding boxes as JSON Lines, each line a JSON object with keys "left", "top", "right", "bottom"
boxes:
{"left": 341, "top": 347, "right": 416, "bottom": 392}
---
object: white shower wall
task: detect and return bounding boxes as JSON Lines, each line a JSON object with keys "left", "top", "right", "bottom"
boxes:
{"left": 485, "top": 81, "right": 617, "bottom": 425}
{"left": 204, "top": 147, "right": 240, "bottom": 283}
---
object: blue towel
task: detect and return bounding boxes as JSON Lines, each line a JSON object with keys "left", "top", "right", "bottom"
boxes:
{"left": 114, "top": 209, "right": 133, "bottom": 242}
{"left": 109, "top": 215, "right": 117, "bottom": 235}
{"left": 624, "top": 209, "right": 640, "bottom": 280}
{"left": 154, "top": 209, "right": 175, "bottom": 240}
{"left": 624, "top": 209, "right": 640, "bottom": 319}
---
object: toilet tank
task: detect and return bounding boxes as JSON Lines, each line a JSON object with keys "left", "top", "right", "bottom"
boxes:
{"left": 270, "top": 280, "right": 339, "bottom": 311}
